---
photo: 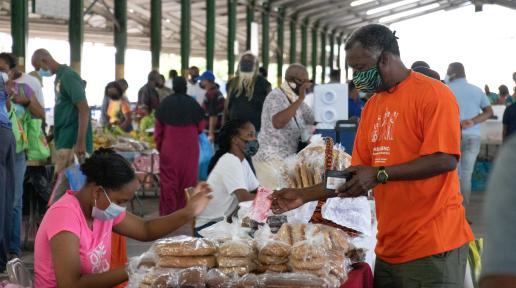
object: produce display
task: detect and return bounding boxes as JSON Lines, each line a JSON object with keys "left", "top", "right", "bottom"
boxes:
{"left": 93, "top": 126, "right": 155, "bottom": 151}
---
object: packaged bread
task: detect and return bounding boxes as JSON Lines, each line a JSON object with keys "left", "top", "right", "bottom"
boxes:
{"left": 205, "top": 269, "right": 231, "bottom": 288}
{"left": 157, "top": 256, "right": 217, "bottom": 269}
{"left": 154, "top": 236, "right": 217, "bottom": 257}
{"left": 139, "top": 267, "right": 180, "bottom": 288}
{"left": 218, "top": 240, "right": 255, "bottom": 258}
{"left": 255, "top": 224, "right": 291, "bottom": 266}
{"left": 316, "top": 225, "right": 350, "bottom": 253}
{"left": 289, "top": 226, "right": 330, "bottom": 277}
{"left": 258, "top": 272, "right": 327, "bottom": 288}
{"left": 233, "top": 274, "right": 261, "bottom": 288}
{"left": 217, "top": 257, "right": 254, "bottom": 268}
{"left": 178, "top": 266, "right": 207, "bottom": 288}
{"left": 264, "top": 263, "right": 290, "bottom": 273}
{"left": 274, "top": 224, "right": 321, "bottom": 246}
{"left": 219, "top": 264, "right": 256, "bottom": 277}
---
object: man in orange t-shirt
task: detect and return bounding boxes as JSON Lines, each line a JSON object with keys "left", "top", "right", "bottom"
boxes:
{"left": 271, "top": 24, "right": 473, "bottom": 288}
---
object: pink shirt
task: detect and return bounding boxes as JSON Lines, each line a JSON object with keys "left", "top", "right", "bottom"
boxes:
{"left": 34, "top": 191, "right": 126, "bottom": 287}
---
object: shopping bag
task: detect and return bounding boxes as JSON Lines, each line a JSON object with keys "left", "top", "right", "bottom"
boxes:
{"left": 26, "top": 116, "right": 50, "bottom": 161}
{"left": 198, "top": 132, "right": 214, "bottom": 181}
{"left": 64, "top": 155, "right": 87, "bottom": 191}
{"left": 466, "top": 238, "right": 483, "bottom": 288}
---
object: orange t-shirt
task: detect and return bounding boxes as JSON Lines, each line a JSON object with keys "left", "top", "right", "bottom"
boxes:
{"left": 352, "top": 71, "right": 474, "bottom": 264}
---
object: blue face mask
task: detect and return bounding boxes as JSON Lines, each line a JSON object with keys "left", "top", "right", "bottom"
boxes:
{"left": 92, "top": 188, "right": 126, "bottom": 221}
{"left": 38, "top": 68, "right": 53, "bottom": 78}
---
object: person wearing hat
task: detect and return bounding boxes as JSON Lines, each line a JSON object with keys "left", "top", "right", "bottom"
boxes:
{"left": 199, "top": 71, "right": 225, "bottom": 142}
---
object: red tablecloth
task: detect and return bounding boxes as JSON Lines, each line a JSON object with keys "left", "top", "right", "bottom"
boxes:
{"left": 341, "top": 262, "right": 374, "bottom": 288}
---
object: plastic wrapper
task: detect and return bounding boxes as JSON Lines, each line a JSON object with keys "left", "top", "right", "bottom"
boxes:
{"left": 197, "top": 221, "right": 251, "bottom": 243}
{"left": 257, "top": 272, "right": 328, "bottom": 288}
{"left": 205, "top": 269, "right": 232, "bottom": 288}
{"left": 154, "top": 236, "right": 218, "bottom": 257}
{"left": 219, "top": 264, "right": 257, "bottom": 277}
{"left": 274, "top": 224, "right": 323, "bottom": 246}
{"left": 157, "top": 256, "right": 217, "bottom": 269}
{"left": 218, "top": 257, "right": 254, "bottom": 268}
{"left": 232, "top": 274, "right": 262, "bottom": 288}
{"left": 249, "top": 187, "right": 273, "bottom": 223}
{"left": 289, "top": 226, "right": 330, "bottom": 278}
{"left": 179, "top": 266, "right": 208, "bottom": 288}
{"left": 5, "top": 258, "right": 32, "bottom": 288}
{"left": 127, "top": 248, "right": 157, "bottom": 288}
{"left": 255, "top": 225, "right": 291, "bottom": 268}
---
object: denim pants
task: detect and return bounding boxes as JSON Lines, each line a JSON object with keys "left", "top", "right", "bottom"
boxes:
{"left": 8, "top": 152, "right": 26, "bottom": 256}
{"left": 0, "top": 127, "right": 16, "bottom": 272}
{"left": 459, "top": 134, "right": 481, "bottom": 210}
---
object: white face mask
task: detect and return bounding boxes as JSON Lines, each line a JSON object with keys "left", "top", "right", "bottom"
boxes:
{"left": 0, "top": 72, "right": 8, "bottom": 84}
{"left": 91, "top": 187, "right": 126, "bottom": 221}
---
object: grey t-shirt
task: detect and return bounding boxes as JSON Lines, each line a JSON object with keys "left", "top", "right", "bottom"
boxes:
{"left": 482, "top": 135, "right": 516, "bottom": 276}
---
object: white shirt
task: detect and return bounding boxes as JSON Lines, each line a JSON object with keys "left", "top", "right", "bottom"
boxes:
{"left": 187, "top": 81, "right": 206, "bottom": 105}
{"left": 17, "top": 73, "right": 45, "bottom": 108}
{"left": 196, "top": 153, "right": 259, "bottom": 227}
{"left": 165, "top": 78, "right": 173, "bottom": 90}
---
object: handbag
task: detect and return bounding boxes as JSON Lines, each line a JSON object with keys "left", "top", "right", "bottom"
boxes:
{"left": 8, "top": 104, "right": 28, "bottom": 154}
{"left": 26, "top": 115, "right": 50, "bottom": 161}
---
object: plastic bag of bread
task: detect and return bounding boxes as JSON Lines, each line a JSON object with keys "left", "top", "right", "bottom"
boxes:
{"left": 316, "top": 224, "right": 350, "bottom": 253}
{"left": 154, "top": 236, "right": 218, "bottom": 257}
{"left": 258, "top": 272, "right": 329, "bottom": 288}
{"left": 289, "top": 226, "right": 330, "bottom": 277}
{"left": 274, "top": 224, "right": 323, "bottom": 246}
{"left": 179, "top": 266, "right": 207, "bottom": 288}
{"left": 126, "top": 249, "right": 155, "bottom": 288}
{"left": 157, "top": 255, "right": 217, "bottom": 269}
{"left": 232, "top": 274, "right": 262, "bottom": 288}
{"left": 254, "top": 225, "right": 291, "bottom": 270}
{"left": 206, "top": 269, "right": 232, "bottom": 288}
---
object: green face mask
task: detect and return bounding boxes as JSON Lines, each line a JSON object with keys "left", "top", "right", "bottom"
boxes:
{"left": 352, "top": 65, "right": 383, "bottom": 94}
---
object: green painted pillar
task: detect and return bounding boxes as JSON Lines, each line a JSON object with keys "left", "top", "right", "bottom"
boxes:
{"left": 336, "top": 34, "right": 343, "bottom": 69}
{"left": 151, "top": 0, "right": 161, "bottom": 70}
{"left": 11, "top": 0, "right": 28, "bottom": 72}
{"left": 227, "top": 0, "right": 236, "bottom": 78}
{"left": 114, "top": 0, "right": 127, "bottom": 80}
{"left": 69, "top": 0, "right": 83, "bottom": 74}
{"left": 206, "top": 0, "right": 215, "bottom": 71}
{"left": 246, "top": 0, "right": 255, "bottom": 51}
{"left": 311, "top": 22, "right": 318, "bottom": 82}
{"left": 261, "top": 0, "right": 270, "bottom": 70}
{"left": 329, "top": 30, "right": 335, "bottom": 71}
{"left": 289, "top": 14, "right": 297, "bottom": 64}
{"left": 180, "top": 0, "right": 190, "bottom": 76}
{"left": 320, "top": 27, "right": 327, "bottom": 83}
{"left": 276, "top": 7, "right": 285, "bottom": 87}
{"left": 301, "top": 18, "right": 308, "bottom": 66}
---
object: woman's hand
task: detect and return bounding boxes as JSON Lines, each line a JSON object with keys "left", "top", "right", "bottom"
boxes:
{"left": 297, "top": 81, "right": 313, "bottom": 101}
{"left": 185, "top": 182, "right": 213, "bottom": 217}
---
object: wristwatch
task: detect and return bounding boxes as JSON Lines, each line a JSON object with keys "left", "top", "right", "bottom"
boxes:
{"left": 377, "top": 166, "right": 389, "bottom": 184}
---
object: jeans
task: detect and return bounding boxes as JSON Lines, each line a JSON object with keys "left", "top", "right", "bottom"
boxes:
{"left": 0, "top": 127, "right": 16, "bottom": 272}
{"left": 8, "top": 152, "right": 26, "bottom": 256}
{"left": 459, "top": 134, "right": 481, "bottom": 210}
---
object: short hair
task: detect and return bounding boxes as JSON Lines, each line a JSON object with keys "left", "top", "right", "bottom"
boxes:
{"left": 449, "top": 62, "right": 466, "bottom": 78}
{"left": 499, "top": 85, "right": 509, "bottom": 96}
{"left": 189, "top": 66, "right": 199, "bottom": 73}
{"left": 0, "top": 52, "right": 16, "bottom": 69}
{"left": 116, "top": 78, "right": 128, "bottom": 90}
{"left": 148, "top": 70, "right": 161, "bottom": 82}
{"left": 169, "top": 69, "right": 178, "bottom": 78}
{"left": 345, "top": 24, "right": 400, "bottom": 57}
{"left": 411, "top": 61, "right": 430, "bottom": 69}
{"left": 285, "top": 64, "right": 308, "bottom": 82}
{"left": 413, "top": 66, "right": 440, "bottom": 80}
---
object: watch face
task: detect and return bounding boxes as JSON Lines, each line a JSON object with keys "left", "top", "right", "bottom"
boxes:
{"left": 378, "top": 171, "right": 387, "bottom": 183}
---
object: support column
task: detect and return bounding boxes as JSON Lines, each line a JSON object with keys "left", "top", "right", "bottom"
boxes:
{"left": 328, "top": 30, "right": 335, "bottom": 71}
{"left": 261, "top": 0, "right": 270, "bottom": 70}
{"left": 69, "top": 0, "right": 83, "bottom": 74}
{"left": 276, "top": 7, "right": 285, "bottom": 87}
{"left": 320, "top": 27, "right": 327, "bottom": 83}
{"left": 336, "top": 33, "right": 343, "bottom": 70}
{"left": 114, "top": 0, "right": 127, "bottom": 80}
{"left": 311, "top": 22, "right": 318, "bottom": 82}
{"left": 246, "top": 0, "right": 255, "bottom": 51}
{"left": 301, "top": 18, "right": 308, "bottom": 66}
{"left": 289, "top": 14, "right": 297, "bottom": 64}
{"left": 11, "top": 0, "right": 27, "bottom": 72}
{"left": 227, "top": 0, "right": 236, "bottom": 78}
{"left": 206, "top": 0, "right": 215, "bottom": 71}
{"left": 180, "top": 0, "right": 190, "bottom": 76}
{"left": 151, "top": 0, "right": 161, "bottom": 70}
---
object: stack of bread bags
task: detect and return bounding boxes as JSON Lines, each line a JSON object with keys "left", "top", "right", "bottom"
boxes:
{"left": 217, "top": 239, "right": 257, "bottom": 276}
{"left": 254, "top": 224, "right": 292, "bottom": 273}
{"left": 153, "top": 236, "right": 217, "bottom": 269}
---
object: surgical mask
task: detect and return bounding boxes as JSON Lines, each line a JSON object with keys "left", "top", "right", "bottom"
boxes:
{"left": 444, "top": 74, "right": 453, "bottom": 84}
{"left": 0, "top": 72, "right": 8, "bottom": 84}
{"left": 91, "top": 187, "right": 126, "bottom": 221}
{"left": 38, "top": 68, "right": 52, "bottom": 78}
{"left": 241, "top": 138, "right": 259, "bottom": 157}
{"left": 352, "top": 65, "right": 383, "bottom": 93}
{"left": 358, "top": 91, "right": 367, "bottom": 98}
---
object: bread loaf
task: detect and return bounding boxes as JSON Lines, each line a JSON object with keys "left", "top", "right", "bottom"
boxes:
{"left": 218, "top": 240, "right": 254, "bottom": 257}
{"left": 154, "top": 237, "right": 217, "bottom": 257}
{"left": 290, "top": 242, "right": 326, "bottom": 261}
{"left": 260, "top": 241, "right": 291, "bottom": 257}
{"left": 290, "top": 258, "right": 326, "bottom": 270}
{"left": 265, "top": 263, "right": 290, "bottom": 273}
{"left": 178, "top": 267, "right": 206, "bottom": 288}
{"left": 258, "top": 254, "right": 289, "bottom": 265}
{"left": 217, "top": 256, "right": 253, "bottom": 268}
{"left": 157, "top": 256, "right": 216, "bottom": 268}
{"left": 219, "top": 265, "right": 255, "bottom": 276}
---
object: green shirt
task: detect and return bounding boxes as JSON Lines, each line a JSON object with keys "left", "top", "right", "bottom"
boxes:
{"left": 53, "top": 65, "right": 93, "bottom": 152}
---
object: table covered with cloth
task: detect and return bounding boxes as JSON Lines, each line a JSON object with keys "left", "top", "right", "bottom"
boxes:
{"left": 341, "top": 262, "right": 374, "bottom": 288}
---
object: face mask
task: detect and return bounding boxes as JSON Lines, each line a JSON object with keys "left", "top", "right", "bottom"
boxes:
{"left": 0, "top": 72, "right": 8, "bottom": 84}
{"left": 352, "top": 64, "right": 383, "bottom": 93}
{"left": 91, "top": 187, "right": 126, "bottom": 221}
{"left": 38, "top": 68, "right": 52, "bottom": 78}
{"left": 358, "top": 91, "right": 367, "bottom": 98}
{"left": 240, "top": 61, "right": 255, "bottom": 73}
{"left": 444, "top": 74, "right": 453, "bottom": 84}
{"left": 241, "top": 138, "right": 259, "bottom": 157}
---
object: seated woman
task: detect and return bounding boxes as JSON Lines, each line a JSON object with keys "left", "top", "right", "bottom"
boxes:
{"left": 34, "top": 148, "right": 212, "bottom": 288}
{"left": 195, "top": 120, "right": 260, "bottom": 236}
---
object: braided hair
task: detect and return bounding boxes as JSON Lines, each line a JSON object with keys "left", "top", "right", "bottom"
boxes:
{"left": 208, "top": 119, "right": 250, "bottom": 174}
{"left": 81, "top": 148, "right": 135, "bottom": 190}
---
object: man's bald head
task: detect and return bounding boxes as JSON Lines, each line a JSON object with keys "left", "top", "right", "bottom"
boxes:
{"left": 285, "top": 64, "right": 308, "bottom": 82}
{"left": 31, "top": 49, "right": 58, "bottom": 73}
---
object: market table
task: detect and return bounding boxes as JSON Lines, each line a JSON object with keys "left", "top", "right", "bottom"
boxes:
{"left": 341, "top": 262, "right": 374, "bottom": 288}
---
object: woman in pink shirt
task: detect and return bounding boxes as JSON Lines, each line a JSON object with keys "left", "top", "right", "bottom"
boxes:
{"left": 34, "top": 148, "right": 213, "bottom": 287}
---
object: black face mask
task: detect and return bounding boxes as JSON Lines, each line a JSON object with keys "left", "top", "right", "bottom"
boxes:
{"left": 240, "top": 138, "right": 259, "bottom": 157}
{"left": 240, "top": 61, "right": 254, "bottom": 73}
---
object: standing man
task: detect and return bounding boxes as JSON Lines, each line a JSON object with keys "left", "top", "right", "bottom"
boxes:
{"left": 187, "top": 66, "right": 206, "bottom": 105}
{"left": 31, "top": 49, "right": 93, "bottom": 199}
{"left": 199, "top": 71, "right": 224, "bottom": 142}
{"left": 446, "top": 62, "right": 493, "bottom": 211}
{"left": 138, "top": 70, "right": 161, "bottom": 113}
{"left": 0, "top": 59, "right": 15, "bottom": 273}
{"left": 271, "top": 24, "right": 473, "bottom": 288}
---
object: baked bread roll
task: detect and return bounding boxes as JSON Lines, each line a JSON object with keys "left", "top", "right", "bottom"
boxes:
{"left": 259, "top": 272, "right": 327, "bottom": 287}
{"left": 290, "top": 242, "right": 326, "bottom": 261}
{"left": 233, "top": 274, "right": 260, "bottom": 288}
{"left": 178, "top": 267, "right": 206, "bottom": 288}
{"left": 219, "top": 266, "right": 254, "bottom": 277}
{"left": 260, "top": 241, "right": 291, "bottom": 257}
{"left": 157, "top": 256, "right": 216, "bottom": 268}
{"left": 154, "top": 237, "right": 217, "bottom": 257}
{"left": 205, "top": 269, "right": 231, "bottom": 288}
{"left": 258, "top": 254, "right": 289, "bottom": 265}
{"left": 290, "top": 258, "right": 326, "bottom": 270}
{"left": 218, "top": 240, "right": 254, "bottom": 257}
{"left": 217, "top": 256, "right": 253, "bottom": 268}
{"left": 265, "top": 263, "right": 290, "bottom": 273}
{"left": 275, "top": 224, "right": 322, "bottom": 246}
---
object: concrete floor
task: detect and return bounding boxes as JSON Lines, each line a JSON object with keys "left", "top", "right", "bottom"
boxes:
{"left": 6, "top": 191, "right": 486, "bottom": 279}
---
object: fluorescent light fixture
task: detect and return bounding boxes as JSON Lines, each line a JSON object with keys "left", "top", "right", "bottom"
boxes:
{"left": 366, "top": 0, "right": 419, "bottom": 15}
{"left": 350, "top": 0, "right": 375, "bottom": 7}
{"left": 379, "top": 3, "right": 440, "bottom": 22}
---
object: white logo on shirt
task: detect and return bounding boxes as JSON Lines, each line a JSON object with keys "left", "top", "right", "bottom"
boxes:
{"left": 88, "top": 240, "right": 110, "bottom": 273}
{"left": 371, "top": 109, "right": 399, "bottom": 143}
